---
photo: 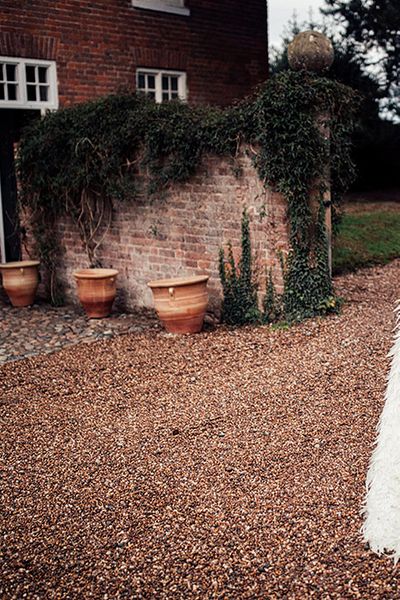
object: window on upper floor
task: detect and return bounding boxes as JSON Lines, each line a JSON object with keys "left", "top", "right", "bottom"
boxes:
{"left": 0, "top": 56, "right": 58, "bottom": 110}
{"left": 136, "top": 69, "right": 187, "bottom": 103}
{"left": 131, "top": 0, "right": 190, "bottom": 17}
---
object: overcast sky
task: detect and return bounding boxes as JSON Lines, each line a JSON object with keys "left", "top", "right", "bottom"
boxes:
{"left": 269, "top": 0, "right": 326, "bottom": 48}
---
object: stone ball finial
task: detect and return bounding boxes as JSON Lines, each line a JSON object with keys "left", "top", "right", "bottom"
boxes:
{"left": 288, "top": 30, "right": 334, "bottom": 73}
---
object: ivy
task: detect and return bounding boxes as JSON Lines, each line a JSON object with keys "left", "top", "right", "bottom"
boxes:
{"left": 248, "top": 71, "right": 357, "bottom": 323}
{"left": 263, "top": 269, "right": 281, "bottom": 324}
{"left": 17, "top": 71, "right": 358, "bottom": 319}
{"left": 219, "top": 209, "right": 261, "bottom": 325}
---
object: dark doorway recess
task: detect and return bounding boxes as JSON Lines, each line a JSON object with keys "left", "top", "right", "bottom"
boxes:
{"left": 0, "top": 109, "right": 40, "bottom": 261}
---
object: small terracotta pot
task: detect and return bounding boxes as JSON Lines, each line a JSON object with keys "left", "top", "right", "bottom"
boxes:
{"left": 74, "top": 268, "right": 118, "bottom": 318}
{"left": 0, "top": 260, "right": 40, "bottom": 307}
{"left": 148, "top": 275, "right": 209, "bottom": 334}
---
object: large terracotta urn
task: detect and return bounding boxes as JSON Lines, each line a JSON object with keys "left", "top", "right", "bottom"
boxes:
{"left": 148, "top": 275, "right": 209, "bottom": 334}
{"left": 0, "top": 260, "right": 40, "bottom": 307}
{"left": 74, "top": 268, "right": 118, "bottom": 318}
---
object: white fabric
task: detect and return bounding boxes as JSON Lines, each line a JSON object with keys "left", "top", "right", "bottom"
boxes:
{"left": 362, "top": 302, "right": 400, "bottom": 562}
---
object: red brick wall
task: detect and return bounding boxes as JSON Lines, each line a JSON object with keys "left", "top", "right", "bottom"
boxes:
{"left": 0, "top": 0, "right": 268, "bottom": 106}
{"left": 23, "top": 150, "right": 289, "bottom": 313}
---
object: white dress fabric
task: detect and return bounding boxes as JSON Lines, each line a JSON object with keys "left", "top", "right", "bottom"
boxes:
{"left": 362, "top": 302, "right": 400, "bottom": 562}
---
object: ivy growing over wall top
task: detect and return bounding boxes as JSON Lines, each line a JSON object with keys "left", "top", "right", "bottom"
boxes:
{"left": 17, "top": 70, "right": 358, "bottom": 318}
{"left": 18, "top": 93, "right": 242, "bottom": 216}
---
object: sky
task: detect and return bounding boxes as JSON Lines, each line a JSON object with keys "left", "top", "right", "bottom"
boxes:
{"left": 268, "top": 0, "right": 326, "bottom": 48}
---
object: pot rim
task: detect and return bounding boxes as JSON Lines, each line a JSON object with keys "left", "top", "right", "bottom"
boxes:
{"left": 74, "top": 268, "right": 119, "bottom": 280}
{"left": 0, "top": 260, "right": 40, "bottom": 269}
{"left": 148, "top": 274, "right": 209, "bottom": 289}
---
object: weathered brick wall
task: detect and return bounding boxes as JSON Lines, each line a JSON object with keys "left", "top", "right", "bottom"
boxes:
{"left": 24, "top": 150, "right": 289, "bottom": 314}
{"left": 0, "top": 0, "right": 268, "bottom": 106}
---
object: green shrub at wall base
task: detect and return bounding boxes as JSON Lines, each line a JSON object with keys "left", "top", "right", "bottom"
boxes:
{"left": 219, "top": 209, "right": 261, "bottom": 326}
{"left": 263, "top": 269, "right": 281, "bottom": 324}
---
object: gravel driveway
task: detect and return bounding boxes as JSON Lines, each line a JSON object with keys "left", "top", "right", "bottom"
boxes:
{"left": 1, "top": 260, "right": 400, "bottom": 599}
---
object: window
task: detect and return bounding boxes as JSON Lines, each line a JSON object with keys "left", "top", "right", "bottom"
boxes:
{"left": 0, "top": 63, "right": 18, "bottom": 101}
{"left": 136, "top": 69, "right": 187, "bottom": 103}
{"left": 0, "top": 56, "right": 58, "bottom": 110}
{"left": 131, "top": 0, "right": 190, "bottom": 17}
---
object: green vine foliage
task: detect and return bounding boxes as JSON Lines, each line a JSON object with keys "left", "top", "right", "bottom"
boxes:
{"left": 263, "top": 269, "right": 282, "bottom": 324}
{"left": 17, "top": 71, "right": 358, "bottom": 316}
{"left": 281, "top": 205, "right": 336, "bottom": 321}
{"left": 219, "top": 209, "right": 261, "bottom": 325}
{"left": 249, "top": 72, "right": 357, "bottom": 323}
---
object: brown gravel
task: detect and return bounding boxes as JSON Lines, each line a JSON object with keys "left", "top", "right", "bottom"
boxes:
{"left": 1, "top": 260, "right": 400, "bottom": 599}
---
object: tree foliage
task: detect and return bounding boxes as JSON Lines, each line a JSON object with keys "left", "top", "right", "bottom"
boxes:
{"left": 323, "top": 0, "right": 400, "bottom": 115}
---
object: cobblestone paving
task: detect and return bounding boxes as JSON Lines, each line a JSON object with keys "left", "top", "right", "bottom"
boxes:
{"left": 0, "top": 299, "right": 160, "bottom": 364}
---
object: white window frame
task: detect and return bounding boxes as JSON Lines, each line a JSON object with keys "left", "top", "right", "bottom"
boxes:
{"left": 136, "top": 69, "right": 187, "bottom": 103}
{"left": 131, "top": 0, "right": 190, "bottom": 17}
{"left": 0, "top": 56, "right": 58, "bottom": 112}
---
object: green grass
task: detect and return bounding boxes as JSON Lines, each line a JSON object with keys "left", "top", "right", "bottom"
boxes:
{"left": 333, "top": 210, "right": 400, "bottom": 275}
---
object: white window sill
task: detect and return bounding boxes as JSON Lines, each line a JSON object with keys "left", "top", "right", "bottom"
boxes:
{"left": 0, "top": 102, "right": 58, "bottom": 111}
{"left": 132, "top": 0, "right": 190, "bottom": 16}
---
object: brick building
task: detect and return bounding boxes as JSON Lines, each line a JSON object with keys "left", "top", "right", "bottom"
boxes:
{"left": 0, "top": 1, "right": 268, "bottom": 262}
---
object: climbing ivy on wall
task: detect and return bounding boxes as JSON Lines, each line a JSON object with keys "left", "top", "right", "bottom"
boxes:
{"left": 219, "top": 208, "right": 261, "bottom": 325}
{"left": 249, "top": 73, "right": 357, "bottom": 322}
{"left": 17, "top": 70, "right": 358, "bottom": 319}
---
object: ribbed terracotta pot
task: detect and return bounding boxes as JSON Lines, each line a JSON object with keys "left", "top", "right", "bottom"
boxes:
{"left": 74, "top": 268, "right": 118, "bottom": 318}
{"left": 148, "top": 275, "right": 209, "bottom": 334}
{"left": 0, "top": 260, "right": 40, "bottom": 307}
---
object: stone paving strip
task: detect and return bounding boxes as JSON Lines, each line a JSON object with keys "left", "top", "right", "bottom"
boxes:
{"left": 0, "top": 301, "right": 160, "bottom": 364}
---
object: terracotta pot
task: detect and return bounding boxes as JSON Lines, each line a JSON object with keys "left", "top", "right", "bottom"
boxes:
{"left": 0, "top": 260, "right": 40, "bottom": 307}
{"left": 74, "top": 268, "right": 118, "bottom": 318}
{"left": 148, "top": 275, "right": 209, "bottom": 334}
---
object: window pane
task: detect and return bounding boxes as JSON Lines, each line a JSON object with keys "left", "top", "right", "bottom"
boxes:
{"left": 38, "top": 67, "right": 47, "bottom": 83}
{"left": 6, "top": 64, "right": 16, "bottom": 81}
{"left": 0, "top": 64, "right": 3, "bottom": 81}
{"left": 26, "top": 66, "right": 36, "bottom": 83}
{"left": 39, "top": 85, "right": 48, "bottom": 101}
{"left": 0, "top": 83, "right": 4, "bottom": 100}
{"left": 27, "top": 85, "right": 37, "bottom": 101}
{"left": 7, "top": 83, "right": 17, "bottom": 100}
{"left": 136, "top": 69, "right": 185, "bottom": 103}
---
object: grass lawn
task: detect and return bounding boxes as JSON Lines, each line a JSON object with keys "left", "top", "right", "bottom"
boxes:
{"left": 333, "top": 209, "right": 400, "bottom": 275}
